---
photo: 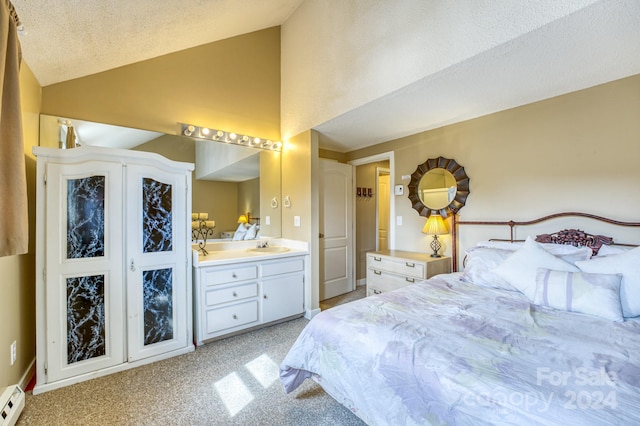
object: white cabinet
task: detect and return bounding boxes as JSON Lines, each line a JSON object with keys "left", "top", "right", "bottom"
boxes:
{"left": 366, "top": 250, "right": 451, "bottom": 296}
{"left": 194, "top": 255, "right": 305, "bottom": 345}
{"left": 34, "top": 146, "right": 195, "bottom": 394}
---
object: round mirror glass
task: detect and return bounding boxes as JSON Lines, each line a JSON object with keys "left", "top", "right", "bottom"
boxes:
{"left": 417, "top": 168, "right": 457, "bottom": 210}
{"left": 407, "top": 157, "right": 470, "bottom": 217}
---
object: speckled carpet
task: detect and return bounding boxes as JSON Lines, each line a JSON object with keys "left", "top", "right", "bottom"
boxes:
{"left": 18, "top": 286, "right": 366, "bottom": 425}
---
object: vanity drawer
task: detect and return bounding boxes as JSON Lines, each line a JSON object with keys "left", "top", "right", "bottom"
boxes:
{"left": 202, "top": 264, "right": 258, "bottom": 286}
{"left": 367, "top": 254, "right": 425, "bottom": 279}
{"left": 206, "top": 301, "right": 259, "bottom": 334}
{"left": 262, "top": 258, "right": 304, "bottom": 277}
{"left": 204, "top": 282, "right": 258, "bottom": 307}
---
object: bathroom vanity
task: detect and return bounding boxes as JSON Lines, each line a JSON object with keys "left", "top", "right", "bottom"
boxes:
{"left": 192, "top": 240, "right": 309, "bottom": 345}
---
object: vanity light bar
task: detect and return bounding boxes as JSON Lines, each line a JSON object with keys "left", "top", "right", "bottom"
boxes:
{"left": 180, "top": 123, "right": 282, "bottom": 151}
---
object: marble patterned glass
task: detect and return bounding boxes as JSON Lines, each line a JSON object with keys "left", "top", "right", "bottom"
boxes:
{"left": 143, "top": 268, "right": 173, "bottom": 345}
{"left": 67, "top": 176, "right": 105, "bottom": 258}
{"left": 67, "top": 275, "right": 106, "bottom": 364}
{"left": 142, "top": 178, "right": 173, "bottom": 253}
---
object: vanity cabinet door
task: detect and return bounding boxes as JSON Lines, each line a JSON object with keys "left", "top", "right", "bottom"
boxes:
{"left": 125, "top": 165, "right": 190, "bottom": 362}
{"left": 44, "top": 161, "right": 125, "bottom": 383}
{"left": 262, "top": 270, "right": 304, "bottom": 323}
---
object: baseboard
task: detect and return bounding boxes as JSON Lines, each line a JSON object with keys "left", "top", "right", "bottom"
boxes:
{"left": 356, "top": 278, "right": 366, "bottom": 287}
{"left": 19, "top": 358, "right": 35, "bottom": 391}
{"left": 305, "top": 308, "right": 321, "bottom": 320}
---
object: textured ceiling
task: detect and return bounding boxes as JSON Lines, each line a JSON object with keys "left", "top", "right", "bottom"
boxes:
{"left": 12, "top": 0, "right": 640, "bottom": 152}
{"left": 12, "top": 0, "right": 304, "bottom": 86}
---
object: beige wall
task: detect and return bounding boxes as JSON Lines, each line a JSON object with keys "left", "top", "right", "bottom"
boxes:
{"left": 0, "top": 63, "right": 41, "bottom": 389}
{"left": 41, "top": 27, "right": 281, "bottom": 140}
{"left": 348, "top": 74, "right": 640, "bottom": 269}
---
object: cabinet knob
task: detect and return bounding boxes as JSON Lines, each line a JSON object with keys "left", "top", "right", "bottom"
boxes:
{"left": 129, "top": 259, "right": 136, "bottom": 272}
{"left": 232, "top": 273, "right": 237, "bottom": 278}
{"left": 232, "top": 291, "right": 238, "bottom": 297}
{"left": 233, "top": 314, "right": 238, "bottom": 320}
{"left": 263, "top": 294, "right": 268, "bottom": 299}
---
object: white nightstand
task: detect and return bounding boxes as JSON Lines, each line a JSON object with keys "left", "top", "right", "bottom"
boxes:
{"left": 366, "top": 250, "right": 451, "bottom": 296}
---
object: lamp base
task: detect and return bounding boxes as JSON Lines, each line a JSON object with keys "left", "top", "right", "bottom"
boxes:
{"left": 430, "top": 235, "right": 442, "bottom": 258}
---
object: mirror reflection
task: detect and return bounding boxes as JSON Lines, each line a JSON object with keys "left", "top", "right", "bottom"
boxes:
{"left": 418, "top": 168, "right": 457, "bottom": 210}
{"left": 39, "top": 115, "right": 282, "bottom": 240}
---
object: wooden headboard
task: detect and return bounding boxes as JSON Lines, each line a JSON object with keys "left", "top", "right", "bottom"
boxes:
{"left": 451, "top": 212, "right": 640, "bottom": 272}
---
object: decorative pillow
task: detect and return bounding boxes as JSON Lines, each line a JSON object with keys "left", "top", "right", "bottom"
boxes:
{"left": 493, "top": 237, "right": 579, "bottom": 300}
{"left": 460, "top": 247, "right": 518, "bottom": 291}
{"left": 232, "top": 223, "right": 248, "bottom": 241}
{"left": 244, "top": 223, "right": 258, "bottom": 240}
{"left": 475, "top": 240, "right": 592, "bottom": 262}
{"left": 575, "top": 246, "right": 640, "bottom": 317}
{"left": 534, "top": 268, "right": 624, "bottom": 321}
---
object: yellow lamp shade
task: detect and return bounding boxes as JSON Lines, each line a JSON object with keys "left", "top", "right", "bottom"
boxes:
{"left": 237, "top": 214, "right": 248, "bottom": 224}
{"left": 422, "top": 214, "right": 448, "bottom": 235}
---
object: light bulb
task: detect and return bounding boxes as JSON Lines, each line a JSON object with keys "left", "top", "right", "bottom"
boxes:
{"left": 253, "top": 137, "right": 261, "bottom": 146}
{"left": 272, "top": 141, "right": 282, "bottom": 150}
{"left": 183, "top": 125, "right": 195, "bottom": 136}
{"left": 200, "top": 127, "right": 210, "bottom": 137}
{"left": 229, "top": 133, "right": 237, "bottom": 140}
{"left": 215, "top": 130, "right": 224, "bottom": 139}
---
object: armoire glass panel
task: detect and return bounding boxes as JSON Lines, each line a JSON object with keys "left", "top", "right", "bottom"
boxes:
{"left": 143, "top": 268, "right": 174, "bottom": 345}
{"left": 67, "top": 176, "right": 105, "bottom": 259}
{"left": 67, "top": 275, "right": 106, "bottom": 363}
{"left": 142, "top": 178, "right": 173, "bottom": 253}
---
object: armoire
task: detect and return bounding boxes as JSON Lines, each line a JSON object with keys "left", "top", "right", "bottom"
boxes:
{"left": 33, "top": 146, "right": 195, "bottom": 394}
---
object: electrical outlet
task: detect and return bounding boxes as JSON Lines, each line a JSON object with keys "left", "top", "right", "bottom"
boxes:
{"left": 10, "top": 341, "right": 16, "bottom": 366}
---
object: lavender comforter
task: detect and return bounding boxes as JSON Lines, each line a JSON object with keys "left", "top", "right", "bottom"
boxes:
{"left": 280, "top": 273, "right": 640, "bottom": 425}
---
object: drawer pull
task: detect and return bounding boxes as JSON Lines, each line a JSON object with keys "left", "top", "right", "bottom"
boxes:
{"left": 232, "top": 291, "right": 238, "bottom": 297}
{"left": 406, "top": 277, "right": 415, "bottom": 283}
{"left": 373, "top": 270, "right": 382, "bottom": 275}
{"left": 405, "top": 262, "right": 415, "bottom": 268}
{"left": 233, "top": 314, "right": 238, "bottom": 320}
{"left": 373, "top": 289, "right": 382, "bottom": 294}
{"left": 373, "top": 256, "right": 381, "bottom": 262}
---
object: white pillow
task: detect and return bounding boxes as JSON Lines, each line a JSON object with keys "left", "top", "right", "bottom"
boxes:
{"left": 575, "top": 246, "right": 640, "bottom": 317}
{"left": 493, "top": 237, "right": 579, "bottom": 300}
{"left": 597, "top": 244, "right": 632, "bottom": 257}
{"left": 534, "top": 268, "right": 623, "bottom": 322}
{"left": 476, "top": 240, "right": 592, "bottom": 262}
{"left": 232, "top": 223, "right": 248, "bottom": 241}
{"left": 244, "top": 223, "right": 258, "bottom": 240}
{"left": 461, "top": 247, "right": 518, "bottom": 291}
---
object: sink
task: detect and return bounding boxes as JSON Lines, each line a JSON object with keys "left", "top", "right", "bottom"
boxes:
{"left": 247, "top": 246, "right": 290, "bottom": 253}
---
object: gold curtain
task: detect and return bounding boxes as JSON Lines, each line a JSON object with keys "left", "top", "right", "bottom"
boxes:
{"left": 0, "top": 0, "right": 28, "bottom": 256}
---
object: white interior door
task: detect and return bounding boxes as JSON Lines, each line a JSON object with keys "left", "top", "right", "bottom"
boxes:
{"left": 377, "top": 168, "right": 390, "bottom": 251}
{"left": 125, "top": 164, "right": 189, "bottom": 362}
{"left": 45, "top": 161, "right": 125, "bottom": 382}
{"left": 319, "top": 160, "right": 354, "bottom": 301}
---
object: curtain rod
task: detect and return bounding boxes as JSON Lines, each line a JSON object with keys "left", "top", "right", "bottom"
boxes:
{"left": 6, "top": 0, "right": 22, "bottom": 30}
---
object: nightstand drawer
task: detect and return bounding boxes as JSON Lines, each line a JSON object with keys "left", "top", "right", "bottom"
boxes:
{"left": 368, "top": 268, "right": 418, "bottom": 292}
{"left": 367, "top": 255, "right": 425, "bottom": 278}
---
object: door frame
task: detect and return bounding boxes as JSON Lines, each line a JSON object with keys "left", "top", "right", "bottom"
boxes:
{"left": 350, "top": 151, "right": 395, "bottom": 251}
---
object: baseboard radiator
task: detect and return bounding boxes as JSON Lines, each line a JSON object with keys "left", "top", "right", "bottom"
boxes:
{"left": 1, "top": 385, "right": 24, "bottom": 426}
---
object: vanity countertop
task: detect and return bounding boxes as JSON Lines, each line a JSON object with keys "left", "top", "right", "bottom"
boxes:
{"left": 192, "top": 239, "right": 309, "bottom": 267}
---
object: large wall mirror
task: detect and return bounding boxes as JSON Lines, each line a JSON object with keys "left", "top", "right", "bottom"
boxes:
{"left": 407, "top": 156, "right": 469, "bottom": 217}
{"left": 39, "top": 115, "right": 282, "bottom": 239}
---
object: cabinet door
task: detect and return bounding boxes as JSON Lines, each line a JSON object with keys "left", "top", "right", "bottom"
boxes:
{"left": 262, "top": 271, "right": 304, "bottom": 323}
{"left": 125, "top": 165, "right": 190, "bottom": 362}
{"left": 45, "top": 161, "right": 125, "bottom": 382}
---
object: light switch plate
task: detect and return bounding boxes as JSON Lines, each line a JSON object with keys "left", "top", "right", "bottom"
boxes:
{"left": 396, "top": 216, "right": 403, "bottom": 226}
{"left": 265, "top": 215, "right": 271, "bottom": 225}
{"left": 294, "top": 216, "right": 301, "bottom": 227}
{"left": 394, "top": 185, "right": 404, "bottom": 195}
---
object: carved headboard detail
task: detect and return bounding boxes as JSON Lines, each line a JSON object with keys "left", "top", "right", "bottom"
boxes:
{"left": 535, "top": 229, "right": 613, "bottom": 256}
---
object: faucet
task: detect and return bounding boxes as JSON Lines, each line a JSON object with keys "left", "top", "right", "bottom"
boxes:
{"left": 256, "top": 241, "right": 269, "bottom": 248}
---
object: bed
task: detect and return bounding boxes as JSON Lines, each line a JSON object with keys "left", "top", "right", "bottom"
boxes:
{"left": 280, "top": 213, "right": 640, "bottom": 425}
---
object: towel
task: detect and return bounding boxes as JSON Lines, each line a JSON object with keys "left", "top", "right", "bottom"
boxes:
{"left": 0, "top": 0, "right": 28, "bottom": 256}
